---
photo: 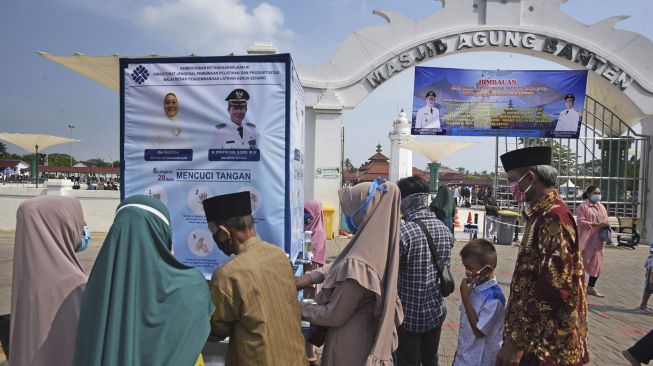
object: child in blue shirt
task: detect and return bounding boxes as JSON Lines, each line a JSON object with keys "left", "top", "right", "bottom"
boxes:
{"left": 454, "top": 238, "right": 506, "bottom": 366}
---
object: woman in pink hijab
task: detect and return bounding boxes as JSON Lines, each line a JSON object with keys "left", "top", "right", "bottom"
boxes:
{"left": 303, "top": 200, "right": 327, "bottom": 363}
{"left": 9, "top": 196, "right": 89, "bottom": 365}
{"left": 305, "top": 200, "right": 327, "bottom": 267}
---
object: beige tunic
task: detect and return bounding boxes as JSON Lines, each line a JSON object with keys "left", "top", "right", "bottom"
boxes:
{"left": 302, "top": 279, "right": 379, "bottom": 366}
{"left": 210, "top": 237, "right": 307, "bottom": 366}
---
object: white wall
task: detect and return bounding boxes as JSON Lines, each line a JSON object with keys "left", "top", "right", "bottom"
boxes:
{"left": 0, "top": 182, "right": 120, "bottom": 232}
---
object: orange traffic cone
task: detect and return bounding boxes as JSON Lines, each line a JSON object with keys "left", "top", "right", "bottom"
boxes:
{"left": 454, "top": 209, "right": 461, "bottom": 228}
{"left": 466, "top": 212, "right": 473, "bottom": 224}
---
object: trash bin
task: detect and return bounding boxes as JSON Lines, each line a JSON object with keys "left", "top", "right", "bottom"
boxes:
{"left": 496, "top": 210, "right": 519, "bottom": 245}
{"left": 322, "top": 205, "right": 336, "bottom": 240}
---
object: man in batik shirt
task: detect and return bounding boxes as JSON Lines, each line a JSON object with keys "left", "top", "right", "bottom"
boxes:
{"left": 496, "top": 146, "right": 589, "bottom": 366}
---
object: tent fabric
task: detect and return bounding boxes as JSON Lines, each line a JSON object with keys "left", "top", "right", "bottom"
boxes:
{"left": 560, "top": 179, "right": 576, "bottom": 188}
{"left": 38, "top": 52, "right": 196, "bottom": 92}
{"left": 403, "top": 141, "right": 477, "bottom": 162}
{"left": 0, "top": 133, "right": 79, "bottom": 153}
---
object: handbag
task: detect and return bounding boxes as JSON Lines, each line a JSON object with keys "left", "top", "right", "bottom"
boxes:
{"left": 599, "top": 226, "right": 612, "bottom": 244}
{"left": 413, "top": 219, "right": 455, "bottom": 297}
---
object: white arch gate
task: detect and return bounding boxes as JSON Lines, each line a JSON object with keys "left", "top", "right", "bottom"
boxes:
{"left": 298, "top": 0, "right": 653, "bottom": 239}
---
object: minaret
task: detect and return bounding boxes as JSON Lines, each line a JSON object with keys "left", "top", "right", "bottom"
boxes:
{"left": 388, "top": 109, "right": 413, "bottom": 182}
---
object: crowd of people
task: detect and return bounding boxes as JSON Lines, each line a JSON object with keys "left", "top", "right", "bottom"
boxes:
{"left": 3, "top": 145, "right": 653, "bottom": 365}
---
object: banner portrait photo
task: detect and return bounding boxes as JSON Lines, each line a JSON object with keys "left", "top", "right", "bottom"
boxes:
{"left": 120, "top": 54, "right": 304, "bottom": 278}
{"left": 412, "top": 66, "right": 588, "bottom": 138}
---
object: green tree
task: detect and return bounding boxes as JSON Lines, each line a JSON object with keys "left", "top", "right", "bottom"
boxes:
{"left": 518, "top": 138, "right": 578, "bottom": 177}
{"left": 342, "top": 158, "right": 357, "bottom": 172}
{"left": 0, "top": 142, "right": 7, "bottom": 158}
{"left": 86, "top": 158, "right": 114, "bottom": 168}
{"left": 47, "top": 153, "right": 76, "bottom": 167}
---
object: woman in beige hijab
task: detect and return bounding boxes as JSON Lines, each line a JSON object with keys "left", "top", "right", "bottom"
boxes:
{"left": 301, "top": 178, "right": 403, "bottom": 366}
{"left": 9, "top": 196, "right": 88, "bottom": 365}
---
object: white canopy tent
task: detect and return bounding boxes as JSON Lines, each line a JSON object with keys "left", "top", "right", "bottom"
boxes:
{"left": 403, "top": 140, "right": 477, "bottom": 162}
{"left": 38, "top": 52, "right": 196, "bottom": 93}
{"left": 559, "top": 179, "right": 578, "bottom": 196}
{"left": 0, "top": 132, "right": 80, "bottom": 153}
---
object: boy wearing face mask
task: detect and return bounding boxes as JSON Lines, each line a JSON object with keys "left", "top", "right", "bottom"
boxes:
{"left": 454, "top": 239, "right": 505, "bottom": 366}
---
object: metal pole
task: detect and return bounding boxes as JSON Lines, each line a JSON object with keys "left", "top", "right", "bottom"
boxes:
{"left": 35, "top": 144, "right": 39, "bottom": 188}
{"left": 68, "top": 124, "right": 75, "bottom": 166}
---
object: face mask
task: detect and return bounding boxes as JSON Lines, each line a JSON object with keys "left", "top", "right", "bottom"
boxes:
{"left": 465, "top": 265, "right": 492, "bottom": 288}
{"left": 509, "top": 172, "right": 532, "bottom": 203}
{"left": 76, "top": 226, "right": 91, "bottom": 252}
{"left": 345, "top": 178, "right": 388, "bottom": 234}
{"left": 590, "top": 194, "right": 601, "bottom": 203}
{"left": 212, "top": 231, "right": 233, "bottom": 255}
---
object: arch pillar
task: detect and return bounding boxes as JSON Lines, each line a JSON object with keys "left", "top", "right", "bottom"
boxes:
{"left": 641, "top": 118, "right": 653, "bottom": 241}
{"left": 305, "top": 89, "right": 344, "bottom": 231}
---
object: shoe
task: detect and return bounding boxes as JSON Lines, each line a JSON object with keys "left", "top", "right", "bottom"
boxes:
{"left": 587, "top": 287, "right": 605, "bottom": 298}
{"left": 637, "top": 306, "right": 653, "bottom": 314}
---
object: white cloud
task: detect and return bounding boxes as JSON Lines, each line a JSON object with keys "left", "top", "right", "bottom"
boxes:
{"left": 138, "top": 0, "right": 292, "bottom": 55}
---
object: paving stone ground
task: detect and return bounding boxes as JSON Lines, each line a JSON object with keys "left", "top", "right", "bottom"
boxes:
{"left": 1, "top": 212, "right": 651, "bottom": 365}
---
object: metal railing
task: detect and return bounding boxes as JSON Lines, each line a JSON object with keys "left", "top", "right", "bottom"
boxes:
{"left": 494, "top": 95, "right": 649, "bottom": 238}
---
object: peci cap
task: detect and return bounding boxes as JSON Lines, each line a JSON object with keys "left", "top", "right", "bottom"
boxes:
{"left": 564, "top": 93, "right": 575, "bottom": 102}
{"left": 500, "top": 146, "right": 552, "bottom": 172}
{"left": 202, "top": 191, "right": 252, "bottom": 223}
{"left": 225, "top": 88, "right": 250, "bottom": 106}
{"left": 425, "top": 90, "right": 436, "bottom": 98}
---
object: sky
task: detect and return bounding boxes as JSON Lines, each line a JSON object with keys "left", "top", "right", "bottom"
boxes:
{"left": 0, "top": 0, "right": 651, "bottom": 171}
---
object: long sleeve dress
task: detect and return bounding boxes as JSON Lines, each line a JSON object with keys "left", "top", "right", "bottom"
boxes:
{"left": 575, "top": 199, "right": 609, "bottom": 277}
{"left": 301, "top": 280, "right": 379, "bottom": 366}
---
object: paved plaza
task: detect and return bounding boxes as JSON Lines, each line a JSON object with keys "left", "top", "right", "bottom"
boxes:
{"left": 1, "top": 213, "right": 651, "bottom": 365}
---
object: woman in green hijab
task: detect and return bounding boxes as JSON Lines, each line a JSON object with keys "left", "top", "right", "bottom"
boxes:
{"left": 73, "top": 195, "right": 214, "bottom": 366}
{"left": 430, "top": 185, "right": 455, "bottom": 233}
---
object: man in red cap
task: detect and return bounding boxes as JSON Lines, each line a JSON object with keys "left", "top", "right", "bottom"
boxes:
{"left": 495, "top": 146, "right": 589, "bottom": 366}
{"left": 202, "top": 191, "right": 306, "bottom": 365}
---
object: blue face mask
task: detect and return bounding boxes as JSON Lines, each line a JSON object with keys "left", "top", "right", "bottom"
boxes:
{"left": 590, "top": 194, "right": 601, "bottom": 203}
{"left": 345, "top": 178, "right": 388, "bottom": 234}
{"left": 76, "top": 226, "right": 91, "bottom": 252}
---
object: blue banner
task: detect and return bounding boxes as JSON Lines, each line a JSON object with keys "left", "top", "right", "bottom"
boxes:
{"left": 120, "top": 55, "right": 303, "bottom": 278}
{"left": 412, "top": 67, "right": 588, "bottom": 138}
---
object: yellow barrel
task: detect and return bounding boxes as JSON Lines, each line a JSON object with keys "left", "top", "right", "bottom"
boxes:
{"left": 322, "top": 204, "right": 336, "bottom": 239}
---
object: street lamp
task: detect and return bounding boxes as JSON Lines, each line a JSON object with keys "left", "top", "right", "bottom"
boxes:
{"left": 68, "top": 124, "right": 75, "bottom": 167}
{"left": 35, "top": 144, "right": 39, "bottom": 188}
{"left": 107, "top": 154, "right": 113, "bottom": 168}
